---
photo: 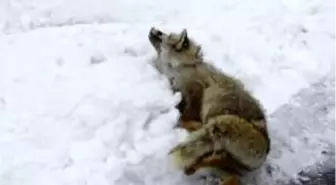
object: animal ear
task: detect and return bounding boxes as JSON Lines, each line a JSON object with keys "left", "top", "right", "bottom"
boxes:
{"left": 181, "top": 29, "right": 188, "bottom": 41}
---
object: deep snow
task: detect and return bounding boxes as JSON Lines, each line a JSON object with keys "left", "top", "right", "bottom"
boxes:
{"left": 0, "top": 0, "right": 334, "bottom": 184}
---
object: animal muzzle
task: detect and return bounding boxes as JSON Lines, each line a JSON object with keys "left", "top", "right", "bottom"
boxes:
{"left": 149, "top": 27, "right": 165, "bottom": 53}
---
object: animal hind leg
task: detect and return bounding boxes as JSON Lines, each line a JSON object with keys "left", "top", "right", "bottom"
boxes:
{"left": 182, "top": 151, "right": 240, "bottom": 185}
{"left": 184, "top": 152, "right": 228, "bottom": 175}
{"left": 212, "top": 168, "right": 240, "bottom": 185}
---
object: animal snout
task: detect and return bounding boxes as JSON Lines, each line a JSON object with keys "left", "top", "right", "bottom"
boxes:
{"left": 150, "top": 27, "right": 162, "bottom": 36}
{"left": 149, "top": 27, "right": 165, "bottom": 41}
{"left": 148, "top": 27, "right": 166, "bottom": 53}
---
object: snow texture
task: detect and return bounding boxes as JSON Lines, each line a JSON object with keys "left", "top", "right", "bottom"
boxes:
{"left": 242, "top": 73, "right": 335, "bottom": 185}
{"left": 0, "top": 0, "right": 334, "bottom": 185}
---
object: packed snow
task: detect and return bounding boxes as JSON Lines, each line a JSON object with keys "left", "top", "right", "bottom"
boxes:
{"left": 0, "top": 0, "right": 334, "bottom": 185}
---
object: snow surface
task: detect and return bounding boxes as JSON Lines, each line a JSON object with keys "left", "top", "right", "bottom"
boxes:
{"left": 0, "top": 0, "right": 334, "bottom": 185}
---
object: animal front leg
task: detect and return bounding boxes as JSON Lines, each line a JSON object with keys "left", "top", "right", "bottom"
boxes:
{"left": 175, "top": 86, "right": 203, "bottom": 132}
{"left": 174, "top": 92, "right": 201, "bottom": 131}
{"left": 178, "top": 120, "right": 203, "bottom": 132}
{"left": 175, "top": 103, "right": 203, "bottom": 132}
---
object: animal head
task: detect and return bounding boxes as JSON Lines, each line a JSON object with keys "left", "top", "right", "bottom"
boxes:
{"left": 148, "top": 27, "right": 203, "bottom": 67}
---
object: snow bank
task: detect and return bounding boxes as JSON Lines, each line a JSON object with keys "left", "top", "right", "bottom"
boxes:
{"left": 0, "top": 0, "right": 334, "bottom": 184}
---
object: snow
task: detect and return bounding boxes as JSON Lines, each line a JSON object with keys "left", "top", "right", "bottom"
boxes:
{"left": 0, "top": 0, "right": 334, "bottom": 185}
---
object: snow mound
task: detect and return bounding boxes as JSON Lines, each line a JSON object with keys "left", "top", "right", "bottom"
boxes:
{"left": 0, "top": 0, "right": 334, "bottom": 184}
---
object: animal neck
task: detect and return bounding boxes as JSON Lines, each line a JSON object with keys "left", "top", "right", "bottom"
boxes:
{"left": 171, "top": 57, "right": 203, "bottom": 69}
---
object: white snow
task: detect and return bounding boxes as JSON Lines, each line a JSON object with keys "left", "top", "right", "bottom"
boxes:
{"left": 0, "top": 0, "right": 334, "bottom": 185}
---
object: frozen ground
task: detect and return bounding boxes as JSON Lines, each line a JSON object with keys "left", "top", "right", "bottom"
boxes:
{"left": 0, "top": 0, "right": 334, "bottom": 185}
{"left": 244, "top": 72, "right": 335, "bottom": 185}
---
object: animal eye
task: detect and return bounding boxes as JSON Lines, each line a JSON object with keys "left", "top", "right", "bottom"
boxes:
{"left": 156, "top": 30, "right": 163, "bottom": 36}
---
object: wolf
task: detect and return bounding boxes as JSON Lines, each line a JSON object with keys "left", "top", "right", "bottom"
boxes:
{"left": 148, "top": 27, "right": 271, "bottom": 185}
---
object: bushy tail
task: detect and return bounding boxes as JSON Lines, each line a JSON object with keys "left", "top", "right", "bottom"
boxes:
{"left": 169, "top": 125, "right": 216, "bottom": 171}
{"left": 168, "top": 115, "right": 269, "bottom": 173}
